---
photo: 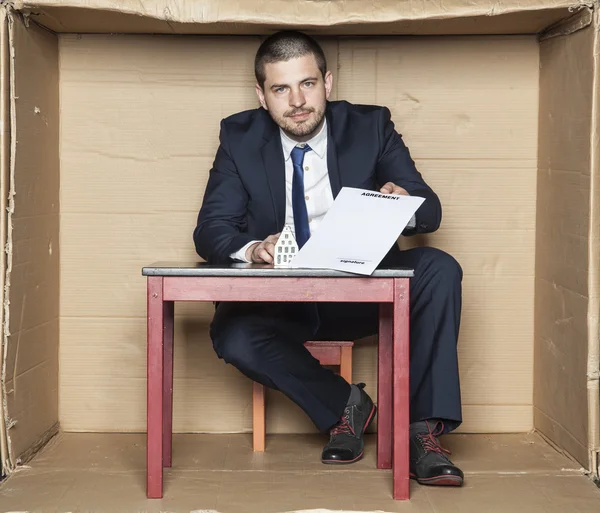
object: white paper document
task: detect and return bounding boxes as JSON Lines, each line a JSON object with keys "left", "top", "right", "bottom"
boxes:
{"left": 289, "top": 187, "right": 425, "bottom": 275}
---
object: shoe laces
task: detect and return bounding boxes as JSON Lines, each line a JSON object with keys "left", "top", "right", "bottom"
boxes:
{"left": 417, "top": 421, "right": 451, "bottom": 457}
{"left": 331, "top": 410, "right": 356, "bottom": 437}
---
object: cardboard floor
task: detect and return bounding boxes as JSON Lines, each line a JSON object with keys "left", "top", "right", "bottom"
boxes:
{"left": 0, "top": 433, "right": 599, "bottom": 512}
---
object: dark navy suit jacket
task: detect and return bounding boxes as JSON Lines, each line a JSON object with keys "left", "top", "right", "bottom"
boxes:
{"left": 193, "top": 100, "right": 441, "bottom": 264}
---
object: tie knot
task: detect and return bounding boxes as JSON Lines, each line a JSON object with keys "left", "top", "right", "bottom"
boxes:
{"left": 291, "top": 144, "right": 311, "bottom": 166}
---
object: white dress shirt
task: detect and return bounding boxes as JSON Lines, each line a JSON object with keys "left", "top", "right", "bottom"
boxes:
{"left": 229, "top": 118, "right": 415, "bottom": 262}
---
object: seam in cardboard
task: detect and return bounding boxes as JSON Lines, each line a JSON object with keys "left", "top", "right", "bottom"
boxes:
{"left": 0, "top": 3, "right": 8, "bottom": 477}
{"left": 534, "top": 407, "right": 589, "bottom": 461}
{"left": 14, "top": 421, "right": 58, "bottom": 467}
{"left": 587, "top": 6, "right": 600, "bottom": 481}
{"left": 540, "top": 4, "right": 594, "bottom": 40}
{"left": 534, "top": 423, "right": 589, "bottom": 470}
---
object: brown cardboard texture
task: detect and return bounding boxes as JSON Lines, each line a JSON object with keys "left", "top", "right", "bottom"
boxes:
{"left": 0, "top": 0, "right": 598, "bottom": 489}
{"left": 4, "top": 432, "right": 600, "bottom": 513}
{"left": 535, "top": 12, "right": 600, "bottom": 470}
{"left": 14, "top": 0, "right": 592, "bottom": 35}
{"left": 58, "top": 33, "right": 537, "bottom": 437}
{"left": 1, "top": 11, "right": 60, "bottom": 471}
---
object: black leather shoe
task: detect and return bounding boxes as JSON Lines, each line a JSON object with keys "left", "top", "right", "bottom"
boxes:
{"left": 321, "top": 383, "right": 376, "bottom": 464}
{"left": 410, "top": 420, "right": 464, "bottom": 486}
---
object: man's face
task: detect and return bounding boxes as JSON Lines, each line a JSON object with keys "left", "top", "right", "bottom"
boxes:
{"left": 256, "top": 54, "right": 333, "bottom": 141}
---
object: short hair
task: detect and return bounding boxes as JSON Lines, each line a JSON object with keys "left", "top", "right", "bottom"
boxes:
{"left": 254, "top": 30, "right": 327, "bottom": 88}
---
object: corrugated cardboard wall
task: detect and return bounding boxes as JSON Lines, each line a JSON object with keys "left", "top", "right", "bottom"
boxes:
{"left": 3, "top": 15, "right": 60, "bottom": 460}
{"left": 17, "top": 0, "right": 583, "bottom": 36}
{"left": 338, "top": 36, "right": 539, "bottom": 433}
{"left": 534, "top": 23, "right": 595, "bottom": 466}
{"left": 59, "top": 34, "right": 538, "bottom": 434}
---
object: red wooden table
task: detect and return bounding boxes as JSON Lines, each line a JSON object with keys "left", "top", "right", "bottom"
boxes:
{"left": 142, "top": 262, "right": 413, "bottom": 500}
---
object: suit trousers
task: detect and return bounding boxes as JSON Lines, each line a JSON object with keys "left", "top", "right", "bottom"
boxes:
{"left": 209, "top": 246, "right": 463, "bottom": 433}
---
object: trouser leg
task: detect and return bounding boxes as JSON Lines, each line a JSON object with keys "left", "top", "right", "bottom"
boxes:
{"left": 209, "top": 301, "right": 351, "bottom": 432}
{"left": 315, "top": 246, "right": 463, "bottom": 431}
{"left": 397, "top": 246, "right": 463, "bottom": 431}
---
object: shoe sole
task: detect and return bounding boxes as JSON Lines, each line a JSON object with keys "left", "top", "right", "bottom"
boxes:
{"left": 321, "top": 403, "right": 377, "bottom": 465}
{"left": 410, "top": 473, "right": 464, "bottom": 486}
{"left": 321, "top": 450, "right": 365, "bottom": 465}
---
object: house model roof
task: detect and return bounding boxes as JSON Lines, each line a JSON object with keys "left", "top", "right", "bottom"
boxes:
{"left": 274, "top": 225, "right": 299, "bottom": 267}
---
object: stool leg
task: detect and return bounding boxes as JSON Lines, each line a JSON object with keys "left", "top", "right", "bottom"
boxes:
{"left": 163, "top": 301, "right": 174, "bottom": 468}
{"left": 340, "top": 346, "right": 353, "bottom": 384}
{"left": 252, "top": 382, "right": 266, "bottom": 452}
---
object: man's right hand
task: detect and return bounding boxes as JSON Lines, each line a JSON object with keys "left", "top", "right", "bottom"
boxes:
{"left": 246, "top": 233, "right": 281, "bottom": 263}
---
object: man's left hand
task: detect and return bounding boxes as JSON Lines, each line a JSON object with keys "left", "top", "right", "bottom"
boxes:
{"left": 379, "top": 182, "right": 409, "bottom": 195}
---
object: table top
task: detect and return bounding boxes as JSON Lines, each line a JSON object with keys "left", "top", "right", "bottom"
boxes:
{"left": 142, "top": 262, "right": 414, "bottom": 278}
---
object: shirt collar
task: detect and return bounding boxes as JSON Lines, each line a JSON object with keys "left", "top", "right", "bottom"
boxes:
{"left": 280, "top": 118, "right": 328, "bottom": 161}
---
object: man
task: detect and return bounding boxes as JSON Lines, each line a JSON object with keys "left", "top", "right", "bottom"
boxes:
{"left": 193, "top": 30, "right": 464, "bottom": 486}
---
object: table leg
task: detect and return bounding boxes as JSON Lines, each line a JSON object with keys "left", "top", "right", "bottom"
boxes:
{"left": 147, "top": 277, "right": 164, "bottom": 498}
{"left": 163, "top": 301, "right": 175, "bottom": 467}
{"left": 377, "top": 302, "right": 393, "bottom": 469}
{"left": 393, "top": 278, "right": 410, "bottom": 500}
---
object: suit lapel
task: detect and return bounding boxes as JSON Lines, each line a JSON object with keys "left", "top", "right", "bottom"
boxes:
{"left": 326, "top": 110, "right": 342, "bottom": 198}
{"left": 260, "top": 128, "right": 286, "bottom": 232}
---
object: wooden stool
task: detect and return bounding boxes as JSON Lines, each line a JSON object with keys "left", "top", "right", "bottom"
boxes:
{"left": 252, "top": 340, "right": 354, "bottom": 452}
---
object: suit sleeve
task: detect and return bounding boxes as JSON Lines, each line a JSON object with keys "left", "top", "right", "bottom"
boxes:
{"left": 193, "top": 120, "right": 255, "bottom": 263}
{"left": 375, "top": 107, "right": 442, "bottom": 234}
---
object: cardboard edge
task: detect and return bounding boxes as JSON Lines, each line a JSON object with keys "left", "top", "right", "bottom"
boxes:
{"left": 14, "top": 0, "right": 594, "bottom": 30}
{"left": 0, "top": 0, "right": 592, "bottom": 468}
{"left": 535, "top": 9, "right": 598, "bottom": 474}
{"left": 3, "top": 8, "right": 59, "bottom": 466}
{"left": 0, "top": 5, "right": 9, "bottom": 477}
{"left": 0, "top": 6, "right": 17, "bottom": 474}
{"left": 539, "top": 5, "right": 594, "bottom": 40}
{"left": 587, "top": 7, "right": 600, "bottom": 482}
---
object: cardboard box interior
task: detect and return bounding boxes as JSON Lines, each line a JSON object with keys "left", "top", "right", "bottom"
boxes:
{"left": 6, "top": 432, "right": 600, "bottom": 513}
{"left": 0, "top": 0, "right": 598, "bottom": 485}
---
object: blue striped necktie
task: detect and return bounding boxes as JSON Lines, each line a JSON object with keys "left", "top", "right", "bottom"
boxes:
{"left": 290, "top": 144, "right": 312, "bottom": 248}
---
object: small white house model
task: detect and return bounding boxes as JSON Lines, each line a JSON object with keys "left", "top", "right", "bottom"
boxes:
{"left": 274, "top": 225, "right": 299, "bottom": 267}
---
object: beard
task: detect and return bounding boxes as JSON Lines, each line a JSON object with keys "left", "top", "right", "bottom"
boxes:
{"left": 269, "top": 104, "right": 326, "bottom": 139}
